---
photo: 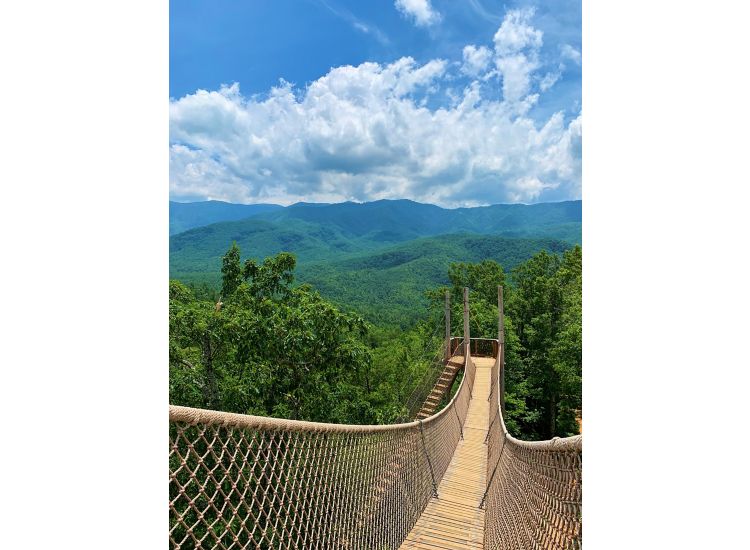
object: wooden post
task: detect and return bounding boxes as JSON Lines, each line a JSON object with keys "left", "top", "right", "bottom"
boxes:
{"left": 498, "top": 285, "right": 505, "bottom": 415}
{"left": 444, "top": 290, "right": 451, "bottom": 362}
{"left": 463, "top": 287, "right": 470, "bottom": 358}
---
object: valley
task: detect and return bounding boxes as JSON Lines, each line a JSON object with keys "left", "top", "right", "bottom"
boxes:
{"left": 169, "top": 199, "right": 582, "bottom": 326}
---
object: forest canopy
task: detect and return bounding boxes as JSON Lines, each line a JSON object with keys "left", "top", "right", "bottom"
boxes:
{"left": 169, "top": 242, "right": 582, "bottom": 439}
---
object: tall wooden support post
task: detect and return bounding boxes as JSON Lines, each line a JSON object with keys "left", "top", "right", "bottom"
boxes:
{"left": 463, "top": 287, "right": 470, "bottom": 358}
{"left": 498, "top": 285, "right": 505, "bottom": 415}
{"left": 444, "top": 290, "right": 451, "bottom": 362}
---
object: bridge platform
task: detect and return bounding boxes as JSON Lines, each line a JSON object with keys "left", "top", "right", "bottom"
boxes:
{"left": 399, "top": 356, "right": 494, "bottom": 549}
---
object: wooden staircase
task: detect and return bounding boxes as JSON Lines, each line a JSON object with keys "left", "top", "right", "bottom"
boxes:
{"left": 415, "top": 357, "right": 465, "bottom": 420}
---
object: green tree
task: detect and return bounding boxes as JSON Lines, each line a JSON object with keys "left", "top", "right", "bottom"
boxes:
{"left": 171, "top": 244, "right": 379, "bottom": 424}
{"left": 448, "top": 260, "right": 506, "bottom": 307}
{"left": 549, "top": 246, "right": 582, "bottom": 435}
{"left": 169, "top": 280, "right": 225, "bottom": 410}
{"left": 444, "top": 260, "right": 507, "bottom": 339}
{"left": 426, "top": 250, "right": 582, "bottom": 440}
{"left": 242, "top": 252, "right": 296, "bottom": 300}
{"left": 506, "top": 246, "right": 582, "bottom": 438}
{"left": 171, "top": 240, "right": 581, "bottom": 437}
{"left": 220, "top": 241, "right": 243, "bottom": 299}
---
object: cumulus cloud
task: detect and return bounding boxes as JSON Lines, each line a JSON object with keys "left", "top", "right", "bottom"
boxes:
{"left": 461, "top": 45, "right": 492, "bottom": 77}
{"left": 169, "top": 9, "right": 581, "bottom": 207}
{"left": 493, "top": 8, "right": 543, "bottom": 103}
{"left": 395, "top": 0, "right": 441, "bottom": 27}
{"left": 561, "top": 44, "right": 582, "bottom": 65}
{"left": 539, "top": 70, "right": 561, "bottom": 92}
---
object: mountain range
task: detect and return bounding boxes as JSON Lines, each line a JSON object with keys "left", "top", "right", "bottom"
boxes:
{"left": 169, "top": 199, "right": 582, "bottom": 326}
{"left": 169, "top": 200, "right": 283, "bottom": 235}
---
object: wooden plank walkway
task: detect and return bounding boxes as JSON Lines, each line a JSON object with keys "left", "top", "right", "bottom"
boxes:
{"left": 399, "top": 357, "right": 494, "bottom": 550}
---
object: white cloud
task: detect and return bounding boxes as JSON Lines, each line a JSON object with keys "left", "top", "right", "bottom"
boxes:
{"left": 395, "top": 0, "right": 441, "bottom": 27}
{"left": 493, "top": 8, "right": 542, "bottom": 55}
{"left": 493, "top": 8, "right": 543, "bottom": 103}
{"left": 170, "top": 61, "right": 581, "bottom": 206}
{"left": 461, "top": 45, "right": 492, "bottom": 77}
{"left": 169, "top": 9, "right": 581, "bottom": 207}
{"left": 540, "top": 70, "right": 561, "bottom": 92}
{"left": 561, "top": 44, "right": 582, "bottom": 65}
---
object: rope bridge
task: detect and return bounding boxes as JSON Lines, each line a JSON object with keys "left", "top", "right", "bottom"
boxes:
{"left": 169, "top": 288, "right": 582, "bottom": 549}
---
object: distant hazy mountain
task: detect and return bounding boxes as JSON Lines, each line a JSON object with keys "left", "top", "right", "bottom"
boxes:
{"left": 170, "top": 198, "right": 581, "bottom": 241}
{"left": 169, "top": 200, "right": 283, "bottom": 235}
{"left": 169, "top": 198, "right": 581, "bottom": 325}
{"left": 253, "top": 199, "right": 581, "bottom": 244}
{"left": 170, "top": 199, "right": 580, "bottom": 271}
{"left": 170, "top": 217, "right": 367, "bottom": 274}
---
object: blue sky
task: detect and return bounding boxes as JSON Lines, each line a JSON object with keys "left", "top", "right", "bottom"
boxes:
{"left": 170, "top": 0, "right": 581, "bottom": 206}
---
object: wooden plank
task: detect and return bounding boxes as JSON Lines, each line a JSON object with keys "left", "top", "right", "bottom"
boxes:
{"left": 398, "top": 357, "right": 496, "bottom": 550}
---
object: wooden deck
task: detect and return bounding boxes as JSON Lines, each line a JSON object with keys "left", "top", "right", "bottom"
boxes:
{"left": 399, "top": 357, "right": 494, "bottom": 550}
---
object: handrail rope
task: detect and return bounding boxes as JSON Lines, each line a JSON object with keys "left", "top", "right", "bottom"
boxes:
{"left": 490, "top": 347, "right": 582, "bottom": 450}
{"left": 482, "top": 342, "right": 582, "bottom": 549}
{"left": 169, "top": 350, "right": 477, "bottom": 549}
{"left": 170, "top": 301, "right": 579, "bottom": 548}
{"left": 170, "top": 337, "right": 474, "bottom": 433}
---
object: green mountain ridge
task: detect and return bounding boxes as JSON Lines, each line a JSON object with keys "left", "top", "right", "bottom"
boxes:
{"left": 297, "top": 234, "right": 572, "bottom": 326}
{"left": 252, "top": 199, "right": 582, "bottom": 244}
{"left": 170, "top": 198, "right": 581, "bottom": 326}
{"left": 169, "top": 200, "right": 283, "bottom": 235}
{"left": 170, "top": 217, "right": 369, "bottom": 273}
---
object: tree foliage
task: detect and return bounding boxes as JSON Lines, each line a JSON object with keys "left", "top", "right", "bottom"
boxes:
{"left": 504, "top": 246, "right": 582, "bottom": 439}
{"left": 172, "top": 245, "right": 376, "bottom": 423}
{"left": 423, "top": 249, "right": 582, "bottom": 439}
{"left": 170, "top": 243, "right": 441, "bottom": 425}
{"left": 170, "top": 241, "right": 582, "bottom": 440}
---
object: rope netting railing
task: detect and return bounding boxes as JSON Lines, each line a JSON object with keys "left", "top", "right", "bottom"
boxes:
{"left": 482, "top": 344, "right": 583, "bottom": 549}
{"left": 169, "top": 351, "right": 477, "bottom": 549}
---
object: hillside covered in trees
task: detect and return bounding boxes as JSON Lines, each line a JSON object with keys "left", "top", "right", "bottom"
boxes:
{"left": 170, "top": 199, "right": 581, "bottom": 327}
{"left": 170, "top": 240, "right": 582, "bottom": 440}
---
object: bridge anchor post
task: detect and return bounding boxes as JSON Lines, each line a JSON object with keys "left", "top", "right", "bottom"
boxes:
{"left": 463, "top": 287, "right": 470, "bottom": 359}
{"left": 444, "top": 290, "right": 451, "bottom": 363}
{"left": 498, "top": 285, "right": 505, "bottom": 414}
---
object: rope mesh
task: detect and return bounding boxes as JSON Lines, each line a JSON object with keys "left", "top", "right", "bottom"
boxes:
{"left": 483, "top": 345, "right": 583, "bottom": 549}
{"left": 169, "top": 335, "right": 582, "bottom": 549}
{"left": 169, "top": 352, "right": 476, "bottom": 549}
